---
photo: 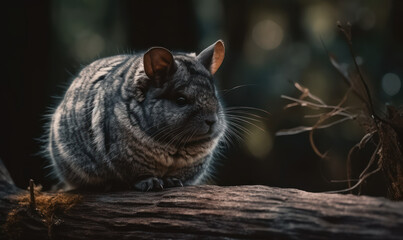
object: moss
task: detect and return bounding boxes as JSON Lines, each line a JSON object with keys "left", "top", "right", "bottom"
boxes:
{"left": 3, "top": 186, "right": 82, "bottom": 239}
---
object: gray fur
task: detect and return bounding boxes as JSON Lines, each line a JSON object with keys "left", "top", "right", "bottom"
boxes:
{"left": 47, "top": 46, "right": 226, "bottom": 190}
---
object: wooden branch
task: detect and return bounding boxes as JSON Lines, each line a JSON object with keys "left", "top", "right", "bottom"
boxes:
{"left": 1, "top": 160, "right": 403, "bottom": 240}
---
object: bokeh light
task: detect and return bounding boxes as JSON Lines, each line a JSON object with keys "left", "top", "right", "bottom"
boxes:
{"left": 252, "top": 19, "right": 283, "bottom": 50}
{"left": 73, "top": 31, "right": 105, "bottom": 61}
{"left": 303, "top": 3, "right": 336, "bottom": 45}
{"left": 355, "top": 56, "right": 363, "bottom": 65}
{"left": 245, "top": 123, "right": 272, "bottom": 160}
{"left": 356, "top": 7, "right": 376, "bottom": 30}
{"left": 382, "top": 73, "right": 401, "bottom": 96}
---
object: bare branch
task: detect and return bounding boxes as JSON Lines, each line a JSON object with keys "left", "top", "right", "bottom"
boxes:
{"left": 276, "top": 116, "right": 354, "bottom": 136}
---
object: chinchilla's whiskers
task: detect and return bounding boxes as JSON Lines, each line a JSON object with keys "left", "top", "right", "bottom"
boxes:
{"left": 224, "top": 112, "right": 263, "bottom": 122}
{"left": 141, "top": 123, "right": 166, "bottom": 134}
{"left": 217, "top": 112, "right": 235, "bottom": 148}
{"left": 178, "top": 128, "right": 198, "bottom": 149}
{"left": 224, "top": 125, "right": 245, "bottom": 146}
{"left": 151, "top": 124, "right": 179, "bottom": 141}
{"left": 218, "top": 106, "right": 270, "bottom": 148}
{"left": 220, "top": 131, "right": 234, "bottom": 149}
{"left": 159, "top": 125, "right": 188, "bottom": 147}
{"left": 162, "top": 127, "right": 192, "bottom": 150}
{"left": 176, "top": 128, "right": 191, "bottom": 148}
{"left": 187, "top": 128, "right": 199, "bottom": 143}
{"left": 225, "top": 115, "right": 266, "bottom": 132}
{"left": 219, "top": 84, "right": 257, "bottom": 96}
{"left": 154, "top": 126, "right": 183, "bottom": 144}
{"left": 225, "top": 114, "right": 261, "bottom": 126}
{"left": 166, "top": 128, "right": 188, "bottom": 147}
{"left": 226, "top": 120, "right": 252, "bottom": 136}
{"left": 221, "top": 117, "right": 246, "bottom": 146}
{"left": 149, "top": 126, "right": 172, "bottom": 141}
{"left": 224, "top": 110, "right": 267, "bottom": 120}
{"left": 225, "top": 106, "right": 271, "bottom": 116}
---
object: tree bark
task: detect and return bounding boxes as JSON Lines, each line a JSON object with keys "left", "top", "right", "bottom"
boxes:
{"left": 1, "top": 160, "right": 402, "bottom": 240}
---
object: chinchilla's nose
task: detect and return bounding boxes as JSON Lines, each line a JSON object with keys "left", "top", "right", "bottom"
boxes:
{"left": 204, "top": 115, "right": 217, "bottom": 127}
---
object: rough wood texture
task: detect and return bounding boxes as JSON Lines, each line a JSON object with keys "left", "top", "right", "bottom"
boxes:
{"left": 1, "top": 161, "right": 403, "bottom": 240}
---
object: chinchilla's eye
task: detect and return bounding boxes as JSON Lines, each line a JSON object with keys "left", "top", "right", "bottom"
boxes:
{"left": 176, "top": 96, "right": 187, "bottom": 106}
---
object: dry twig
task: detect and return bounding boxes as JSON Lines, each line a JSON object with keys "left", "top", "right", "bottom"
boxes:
{"left": 276, "top": 22, "right": 403, "bottom": 200}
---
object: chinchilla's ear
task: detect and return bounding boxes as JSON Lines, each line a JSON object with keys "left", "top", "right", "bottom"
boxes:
{"left": 143, "top": 47, "right": 177, "bottom": 87}
{"left": 196, "top": 40, "right": 225, "bottom": 75}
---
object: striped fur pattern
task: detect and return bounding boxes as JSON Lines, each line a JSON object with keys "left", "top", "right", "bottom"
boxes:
{"left": 47, "top": 41, "right": 226, "bottom": 190}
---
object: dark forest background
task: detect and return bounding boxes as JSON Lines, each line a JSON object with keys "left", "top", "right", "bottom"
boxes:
{"left": 2, "top": 0, "right": 402, "bottom": 195}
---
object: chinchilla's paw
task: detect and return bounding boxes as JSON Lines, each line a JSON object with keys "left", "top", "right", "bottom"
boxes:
{"left": 163, "top": 177, "right": 184, "bottom": 188}
{"left": 134, "top": 177, "right": 164, "bottom": 192}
